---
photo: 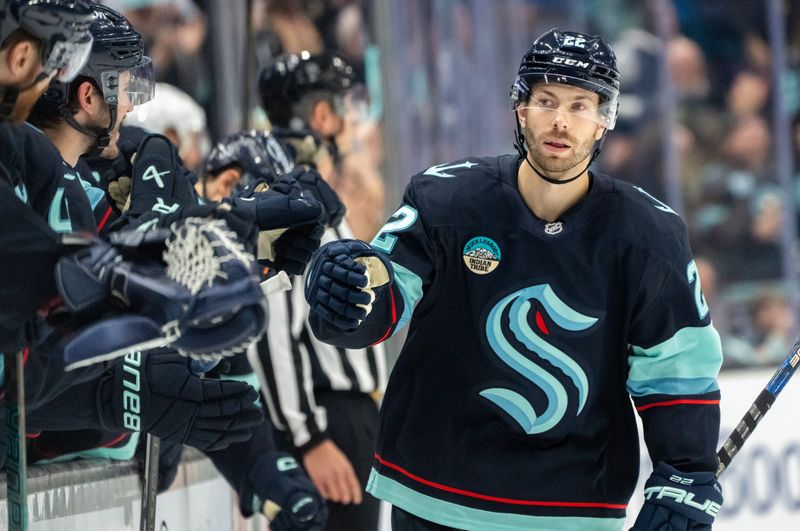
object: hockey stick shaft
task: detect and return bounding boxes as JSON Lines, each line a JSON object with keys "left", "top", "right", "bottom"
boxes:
{"left": 5, "top": 350, "right": 28, "bottom": 531}
{"left": 139, "top": 433, "right": 160, "bottom": 531}
{"left": 716, "top": 336, "right": 800, "bottom": 477}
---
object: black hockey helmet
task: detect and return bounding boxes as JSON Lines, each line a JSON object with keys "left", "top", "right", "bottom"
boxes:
{"left": 0, "top": 0, "right": 94, "bottom": 122}
{"left": 42, "top": 2, "right": 154, "bottom": 154}
{"left": 258, "top": 51, "right": 355, "bottom": 128}
{"left": 79, "top": 2, "right": 152, "bottom": 106}
{"left": 0, "top": 0, "right": 94, "bottom": 82}
{"left": 205, "top": 130, "right": 295, "bottom": 190}
{"left": 511, "top": 28, "right": 620, "bottom": 130}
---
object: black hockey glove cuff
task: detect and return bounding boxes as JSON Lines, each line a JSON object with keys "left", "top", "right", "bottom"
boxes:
{"left": 242, "top": 452, "right": 327, "bottom": 530}
{"left": 631, "top": 462, "right": 723, "bottom": 531}
{"left": 126, "top": 133, "right": 198, "bottom": 217}
{"left": 97, "top": 349, "right": 264, "bottom": 451}
{"left": 304, "top": 239, "right": 394, "bottom": 331}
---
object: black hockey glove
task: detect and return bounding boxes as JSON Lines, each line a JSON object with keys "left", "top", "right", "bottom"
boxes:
{"left": 305, "top": 239, "right": 394, "bottom": 331}
{"left": 126, "top": 133, "right": 198, "bottom": 218}
{"left": 244, "top": 452, "right": 327, "bottom": 530}
{"left": 630, "top": 462, "right": 723, "bottom": 531}
{"left": 97, "top": 349, "right": 264, "bottom": 451}
{"left": 230, "top": 174, "right": 324, "bottom": 275}
{"left": 291, "top": 166, "right": 346, "bottom": 228}
{"left": 231, "top": 174, "right": 321, "bottom": 232}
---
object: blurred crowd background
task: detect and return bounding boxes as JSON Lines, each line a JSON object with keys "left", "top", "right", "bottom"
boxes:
{"left": 104, "top": 0, "right": 800, "bottom": 371}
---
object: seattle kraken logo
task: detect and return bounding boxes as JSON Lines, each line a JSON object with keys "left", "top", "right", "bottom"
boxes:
{"left": 482, "top": 284, "right": 597, "bottom": 434}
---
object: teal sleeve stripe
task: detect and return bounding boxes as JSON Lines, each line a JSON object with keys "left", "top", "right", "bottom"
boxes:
{"left": 628, "top": 324, "right": 723, "bottom": 386}
{"left": 627, "top": 376, "right": 719, "bottom": 397}
{"left": 33, "top": 432, "right": 140, "bottom": 464}
{"left": 367, "top": 470, "right": 625, "bottom": 531}
{"left": 391, "top": 261, "right": 423, "bottom": 336}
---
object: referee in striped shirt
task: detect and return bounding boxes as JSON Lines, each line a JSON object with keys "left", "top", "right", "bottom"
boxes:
{"left": 254, "top": 218, "right": 387, "bottom": 531}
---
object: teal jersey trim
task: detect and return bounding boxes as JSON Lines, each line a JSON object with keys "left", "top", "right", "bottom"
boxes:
{"left": 627, "top": 376, "right": 719, "bottom": 397}
{"left": 367, "top": 470, "right": 625, "bottom": 531}
{"left": 627, "top": 324, "right": 722, "bottom": 396}
{"left": 391, "top": 261, "right": 423, "bottom": 336}
{"left": 78, "top": 175, "right": 106, "bottom": 210}
{"left": 34, "top": 432, "right": 141, "bottom": 464}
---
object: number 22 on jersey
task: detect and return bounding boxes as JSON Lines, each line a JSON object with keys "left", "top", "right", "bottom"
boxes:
{"left": 372, "top": 205, "right": 418, "bottom": 254}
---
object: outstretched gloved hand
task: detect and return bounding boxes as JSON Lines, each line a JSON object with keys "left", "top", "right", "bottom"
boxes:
{"left": 97, "top": 349, "right": 264, "bottom": 451}
{"left": 304, "top": 239, "right": 394, "bottom": 331}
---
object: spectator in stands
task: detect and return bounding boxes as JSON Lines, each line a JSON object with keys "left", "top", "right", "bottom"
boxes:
{"left": 723, "top": 288, "right": 794, "bottom": 368}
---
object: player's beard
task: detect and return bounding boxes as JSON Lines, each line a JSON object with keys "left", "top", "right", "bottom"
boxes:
{"left": 7, "top": 77, "right": 51, "bottom": 125}
{"left": 523, "top": 122, "right": 595, "bottom": 175}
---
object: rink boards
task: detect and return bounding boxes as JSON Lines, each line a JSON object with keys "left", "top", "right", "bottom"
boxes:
{"left": 1, "top": 368, "right": 799, "bottom": 530}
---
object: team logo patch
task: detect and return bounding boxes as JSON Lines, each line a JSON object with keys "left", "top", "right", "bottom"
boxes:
{"left": 463, "top": 237, "right": 501, "bottom": 275}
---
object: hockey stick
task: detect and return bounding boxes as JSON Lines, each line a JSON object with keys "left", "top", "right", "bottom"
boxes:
{"left": 715, "top": 336, "right": 800, "bottom": 477}
{"left": 134, "top": 271, "right": 290, "bottom": 531}
{"left": 4, "top": 349, "right": 28, "bottom": 531}
{"left": 139, "top": 434, "right": 160, "bottom": 531}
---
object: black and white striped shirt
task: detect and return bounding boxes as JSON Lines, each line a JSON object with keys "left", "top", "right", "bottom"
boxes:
{"left": 251, "top": 221, "right": 388, "bottom": 450}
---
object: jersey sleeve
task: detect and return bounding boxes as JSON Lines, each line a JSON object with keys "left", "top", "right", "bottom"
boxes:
{"left": 309, "top": 178, "right": 438, "bottom": 348}
{"left": 627, "top": 232, "right": 723, "bottom": 473}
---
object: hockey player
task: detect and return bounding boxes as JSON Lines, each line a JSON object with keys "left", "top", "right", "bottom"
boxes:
{"left": 0, "top": 0, "right": 95, "bottom": 348}
{"left": 6, "top": 2, "right": 260, "bottom": 459}
{"left": 303, "top": 28, "right": 724, "bottom": 531}
{"left": 259, "top": 50, "right": 385, "bottom": 241}
{"left": 208, "top": 130, "right": 386, "bottom": 530}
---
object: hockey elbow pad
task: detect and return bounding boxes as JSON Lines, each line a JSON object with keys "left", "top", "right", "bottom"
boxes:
{"left": 631, "top": 462, "right": 722, "bottom": 531}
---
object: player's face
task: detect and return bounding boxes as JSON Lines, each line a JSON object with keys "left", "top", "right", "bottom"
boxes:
{"left": 518, "top": 83, "right": 606, "bottom": 176}
{"left": 100, "top": 71, "right": 135, "bottom": 159}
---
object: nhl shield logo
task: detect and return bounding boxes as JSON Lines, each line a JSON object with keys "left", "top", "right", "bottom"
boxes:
{"left": 463, "top": 237, "right": 501, "bottom": 275}
{"left": 544, "top": 221, "right": 563, "bottom": 235}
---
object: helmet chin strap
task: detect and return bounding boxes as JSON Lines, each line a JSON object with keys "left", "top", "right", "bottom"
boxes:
{"left": 514, "top": 114, "right": 603, "bottom": 185}
{"left": 62, "top": 102, "right": 117, "bottom": 157}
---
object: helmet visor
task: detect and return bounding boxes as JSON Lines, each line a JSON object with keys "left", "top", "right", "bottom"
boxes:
{"left": 125, "top": 56, "right": 155, "bottom": 106}
{"left": 42, "top": 33, "right": 93, "bottom": 82}
{"left": 511, "top": 74, "right": 619, "bottom": 130}
{"left": 100, "top": 56, "right": 155, "bottom": 107}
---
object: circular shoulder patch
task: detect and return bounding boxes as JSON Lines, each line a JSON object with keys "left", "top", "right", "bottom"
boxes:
{"left": 463, "top": 237, "right": 501, "bottom": 275}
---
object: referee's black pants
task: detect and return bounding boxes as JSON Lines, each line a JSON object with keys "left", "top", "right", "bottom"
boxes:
{"left": 279, "top": 389, "right": 381, "bottom": 531}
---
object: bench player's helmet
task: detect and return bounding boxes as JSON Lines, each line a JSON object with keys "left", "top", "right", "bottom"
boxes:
{"left": 0, "top": 0, "right": 94, "bottom": 120}
{"left": 42, "top": 2, "right": 153, "bottom": 154}
{"left": 258, "top": 51, "right": 355, "bottom": 129}
{"left": 205, "top": 130, "right": 295, "bottom": 190}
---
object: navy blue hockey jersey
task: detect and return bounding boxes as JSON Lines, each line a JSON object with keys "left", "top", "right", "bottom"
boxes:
{"left": 310, "top": 154, "right": 723, "bottom": 530}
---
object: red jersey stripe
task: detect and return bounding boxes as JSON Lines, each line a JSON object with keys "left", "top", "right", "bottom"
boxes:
{"left": 374, "top": 453, "right": 628, "bottom": 509}
{"left": 636, "top": 399, "right": 720, "bottom": 412}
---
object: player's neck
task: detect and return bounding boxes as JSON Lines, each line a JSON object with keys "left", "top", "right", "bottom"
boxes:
{"left": 47, "top": 126, "right": 91, "bottom": 167}
{"left": 517, "top": 159, "right": 590, "bottom": 222}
